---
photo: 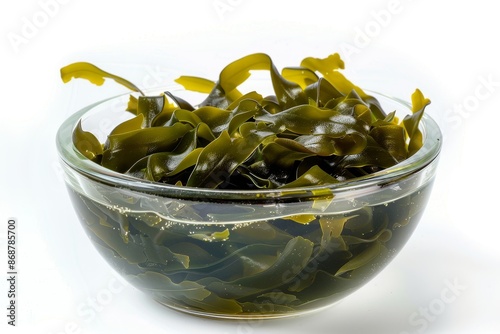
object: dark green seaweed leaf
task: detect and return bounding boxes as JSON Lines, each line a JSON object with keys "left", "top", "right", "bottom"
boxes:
{"left": 72, "top": 120, "right": 103, "bottom": 161}
{"left": 137, "top": 95, "right": 165, "bottom": 127}
{"left": 187, "top": 125, "right": 275, "bottom": 188}
{"left": 102, "top": 123, "right": 191, "bottom": 172}
{"left": 404, "top": 89, "right": 430, "bottom": 156}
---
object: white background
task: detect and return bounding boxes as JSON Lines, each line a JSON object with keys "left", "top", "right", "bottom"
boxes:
{"left": 1, "top": 0, "right": 499, "bottom": 333}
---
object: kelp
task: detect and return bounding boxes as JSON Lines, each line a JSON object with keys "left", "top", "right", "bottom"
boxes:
{"left": 61, "top": 52, "right": 430, "bottom": 190}
{"left": 67, "top": 181, "right": 434, "bottom": 316}
{"left": 61, "top": 62, "right": 145, "bottom": 96}
{"left": 62, "top": 52, "right": 434, "bottom": 316}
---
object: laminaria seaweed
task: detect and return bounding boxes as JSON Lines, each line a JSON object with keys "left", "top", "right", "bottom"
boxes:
{"left": 61, "top": 53, "right": 429, "bottom": 190}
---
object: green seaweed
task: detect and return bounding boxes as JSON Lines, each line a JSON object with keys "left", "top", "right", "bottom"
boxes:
{"left": 62, "top": 52, "right": 430, "bottom": 189}
{"left": 67, "top": 183, "right": 433, "bottom": 316}
{"left": 61, "top": 52, "right": 435, "bottom": 317}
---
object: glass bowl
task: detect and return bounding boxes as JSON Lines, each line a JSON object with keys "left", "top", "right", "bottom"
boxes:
{"left": 56, "top": 90, "right": 442, "bottom": 319}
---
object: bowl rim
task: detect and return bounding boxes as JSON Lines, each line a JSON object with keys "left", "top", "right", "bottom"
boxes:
{"left": 56, "top": 89, "right": 442, "bottom": 200}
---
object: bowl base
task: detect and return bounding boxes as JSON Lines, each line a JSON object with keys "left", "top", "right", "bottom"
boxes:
{"left": 154, "top": 297, "right": 339, "bottom": 320}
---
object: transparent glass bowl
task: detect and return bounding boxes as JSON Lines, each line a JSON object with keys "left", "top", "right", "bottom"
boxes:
{"left": 56, "top": 91, "right": 442, "bottom": 319}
